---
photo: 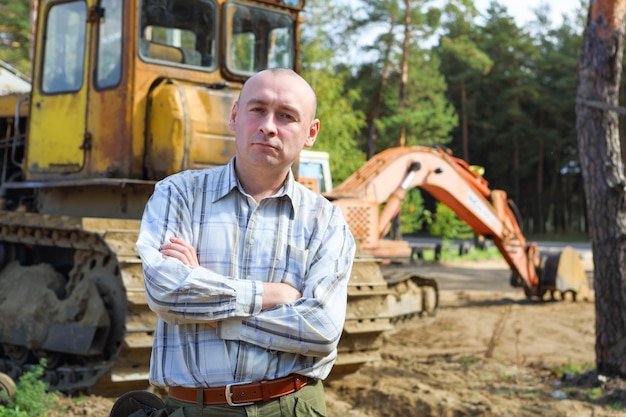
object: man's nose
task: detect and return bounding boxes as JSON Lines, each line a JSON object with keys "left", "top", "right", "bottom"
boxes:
{"left": 259, "top": 113, "right": 278, "bottom": 136}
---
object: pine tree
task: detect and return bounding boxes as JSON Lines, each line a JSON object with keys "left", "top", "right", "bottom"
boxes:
{"left": 576, "top": 0, "right": 626, "bottom": 378}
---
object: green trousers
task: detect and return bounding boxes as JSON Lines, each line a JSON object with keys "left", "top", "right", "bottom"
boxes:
{"left": 164, "top": 379, "right": 327, "bottom": 417}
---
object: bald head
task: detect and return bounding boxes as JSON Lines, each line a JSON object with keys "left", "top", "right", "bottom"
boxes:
{"left": 240, "top": 68, "right": 317, "bottom": 121}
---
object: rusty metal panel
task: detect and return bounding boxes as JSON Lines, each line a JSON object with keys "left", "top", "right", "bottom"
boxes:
{"left": 145, "top": 80, "right": 237, "bottom": 179}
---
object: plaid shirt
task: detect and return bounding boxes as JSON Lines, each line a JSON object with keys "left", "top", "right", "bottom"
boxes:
{"left": 136, "top": 158, "right": 356, "bottom": 388}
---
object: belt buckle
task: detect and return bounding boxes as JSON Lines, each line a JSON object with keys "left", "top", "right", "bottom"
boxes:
{"left": 225, "top": 381, "right": 255, "bottom": 406}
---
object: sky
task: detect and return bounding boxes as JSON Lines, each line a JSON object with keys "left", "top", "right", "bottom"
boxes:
{"left": 341, "top": 0, "right": 584, "bottom": 63}
{"left": 473, "top": 0, "right": 582, "bottom": 26}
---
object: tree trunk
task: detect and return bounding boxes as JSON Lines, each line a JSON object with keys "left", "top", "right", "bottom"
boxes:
{"left": 576, "top": 0, "right": 626, "bottom": 377}
{"left": 397, "top": 0, "right": 411, "bottom": 148}
{"left": 461, "top": 80, "right": 469, "bottom": 162}
{"left": 512, "top": 91, "right": 520, "bottom": 203}
{"left": 367, "top": 26, "right": 394, "bottom": 159}
{"left": 536, "top": 110, "right": 544, "bottom": 234}
{"left": 390, "top": 0, "right": 412, "bottom": 241}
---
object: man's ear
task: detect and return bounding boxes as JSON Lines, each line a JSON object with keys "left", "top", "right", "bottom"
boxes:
{"left": 304, "top": 119, "right": 320, "bottom": 148}
{"left": 228, "top": 102, "right": 239, "bottom": 131}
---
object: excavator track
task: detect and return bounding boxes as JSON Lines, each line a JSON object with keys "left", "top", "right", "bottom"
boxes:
{"left": 333, "top": 253, "right": 394, "bottom": 375}
{"left": 331, "top": 251, "right": 441, "bottom": 375}
{"left": 382, "top": 270, "right": 439, "bottom": 322}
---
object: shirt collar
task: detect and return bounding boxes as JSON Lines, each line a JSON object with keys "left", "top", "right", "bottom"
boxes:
{"left": 214, "top": 157, "right": 297, "bottom": 210}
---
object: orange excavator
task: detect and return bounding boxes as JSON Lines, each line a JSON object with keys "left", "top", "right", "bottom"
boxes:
{"left": 324, "top": 145, "right": 591, "bottom": 304}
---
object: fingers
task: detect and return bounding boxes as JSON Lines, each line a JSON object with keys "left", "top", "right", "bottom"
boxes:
{"left": 160, "top": 236, "right": 200, "bottom": 267}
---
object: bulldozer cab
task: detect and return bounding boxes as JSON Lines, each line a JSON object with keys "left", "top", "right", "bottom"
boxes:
{"left": 21, "top": 0, "right": 303, "bottom": 185}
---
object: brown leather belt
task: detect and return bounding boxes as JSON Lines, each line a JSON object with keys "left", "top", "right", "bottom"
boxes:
{"left": 168, "top": 374, "right": 313, "bottom": 406}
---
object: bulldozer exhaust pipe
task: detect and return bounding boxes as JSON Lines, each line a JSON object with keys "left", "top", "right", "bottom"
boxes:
{"left": 539, "top": 246, "right": 591, "bottom": 301}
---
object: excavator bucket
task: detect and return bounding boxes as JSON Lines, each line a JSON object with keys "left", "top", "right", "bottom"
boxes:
{"left": 539, "top": 246, "right": 591, "bottom": 301}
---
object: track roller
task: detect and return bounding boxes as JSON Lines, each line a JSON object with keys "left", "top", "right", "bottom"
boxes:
{"left": 0, "top": 372, "right": 16, "bottom": 405}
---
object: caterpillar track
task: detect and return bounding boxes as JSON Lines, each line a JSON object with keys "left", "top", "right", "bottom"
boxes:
{"left": 332, "top": 249, "right": 442, "bottom": 376}
{"left": 0, "top": 213, "right": 153, "bottom": 393}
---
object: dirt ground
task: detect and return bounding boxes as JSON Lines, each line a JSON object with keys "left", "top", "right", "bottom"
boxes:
{"left": 49, "top": 255, "right": 626, "bottom": 417}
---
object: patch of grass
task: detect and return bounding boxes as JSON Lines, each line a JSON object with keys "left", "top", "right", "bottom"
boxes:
{"left": 524, "top": 232, "right": 590, "bottom": 243}
{"left": 457, "top": 355, "right": 481, "bottom": 370}
{"left": 0, "top": 361, "right": 62, "bottom": 417}
{"left": 494, "top": 386, "right": 518, "bottom": 396}
{"left": 500, "top": 371, "right": 516, "bottom": 382}
{"left": 520, "top": 391, "right": 539, "bottom": 399}
{"left": 589, "top": 386, "right": 603, "bottom": 400}
{"left": 553, "top": 358, "right": 595, "bottom": 377}
{"left": 453, "top": 246, "right": 502, "bottom": 261}
{"left": 446, "top": 245, "right": 503, "bottom": 262}
{"left": 548, "top": 361, "right": 626, "bottom": 412}
{"left": 416, "top": 245, "right": 502, "bottom": 262}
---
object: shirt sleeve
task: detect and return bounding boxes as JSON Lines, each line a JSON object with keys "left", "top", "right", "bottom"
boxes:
{"left": 217, "top": 205, "right": 356, "bottom": 358}
{"left": 136, "top": 176, "right": 263, "bottom": 324}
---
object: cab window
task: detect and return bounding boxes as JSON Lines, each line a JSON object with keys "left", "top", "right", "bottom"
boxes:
{"left": 299, "top": 161, "right": 327, "bottom": 193}
{"left": 96, "top": 0, "right": 123, "bottom": 89}
{"left": 226, "top": 2, "right": 294, "bottom": 76}
{"left": 139, "top": 0, "right": 217, "bottom": 70}
{"left": 41, "top": 1, "right": 87, "bottom": 94}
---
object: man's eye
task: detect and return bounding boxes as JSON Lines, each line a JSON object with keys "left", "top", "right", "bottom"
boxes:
{"left": 281, "top": 113, "right": 295, "bottom": 121}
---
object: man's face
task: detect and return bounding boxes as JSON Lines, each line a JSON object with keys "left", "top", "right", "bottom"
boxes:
{"left": 229, "top": 71, "right": 319, "bottom": 172}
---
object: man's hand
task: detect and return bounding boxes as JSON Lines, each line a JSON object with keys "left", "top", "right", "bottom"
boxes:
{"left": 262, "top": 282, "right": 302, "bottom": 310}
{"left": 160, "top": 237, "right": 215, "bottom": 327}
{"left": 160, "top": 236, "right": 199, "bottom": 267}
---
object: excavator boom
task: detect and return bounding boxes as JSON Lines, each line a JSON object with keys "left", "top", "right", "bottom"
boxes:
{"left": 325, "top": 146, "right": 590, "bottom": 301}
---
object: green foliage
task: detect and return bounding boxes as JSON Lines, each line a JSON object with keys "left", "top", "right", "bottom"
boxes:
{"left": 374, "top": 50, "right": 458, "bottom": 149}
{"left": 342, "top": 0, "right": 456, "bottom": 156}
{"left": 399, "top": 188, "right": 431, "bottom": 235}
{"left": 0, "top": 362, "right": 61, "bottom": 417}
{"left": 429, "top": 202, "right": 473, "bottom": 241}
{"left": 301, "top": 64, "right": 366, "bottom": 184}
{"left": 0, "top": 0, "right": 31, "bottom": 75}
{"left": 300, "top": 0, "right": 366, "bottom": 184}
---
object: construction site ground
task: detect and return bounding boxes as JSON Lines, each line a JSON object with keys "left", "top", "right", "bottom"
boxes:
{"left": 47, "top": 253, "right": 626, "bottom": 417}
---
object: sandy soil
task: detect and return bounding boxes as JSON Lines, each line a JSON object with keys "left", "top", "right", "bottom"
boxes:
{"left": 46, "top": 257, "right": 626, "bottom": 416}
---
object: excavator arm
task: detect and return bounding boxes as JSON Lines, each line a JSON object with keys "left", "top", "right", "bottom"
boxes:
{"left": 324, "top": 146, "right": 590, "bottom": 301}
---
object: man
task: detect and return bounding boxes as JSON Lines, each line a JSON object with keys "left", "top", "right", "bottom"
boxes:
{"left": 136, "top": 68, "right": 356, "bottom": 416}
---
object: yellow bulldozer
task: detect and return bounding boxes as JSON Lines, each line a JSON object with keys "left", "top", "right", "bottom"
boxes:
{"left": 0, "top": 0, "right": 589, "bottom": 395}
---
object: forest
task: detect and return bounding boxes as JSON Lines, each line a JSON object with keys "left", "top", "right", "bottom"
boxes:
{"left": 0, "top": 0, "right": 601, "bottom": 237}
